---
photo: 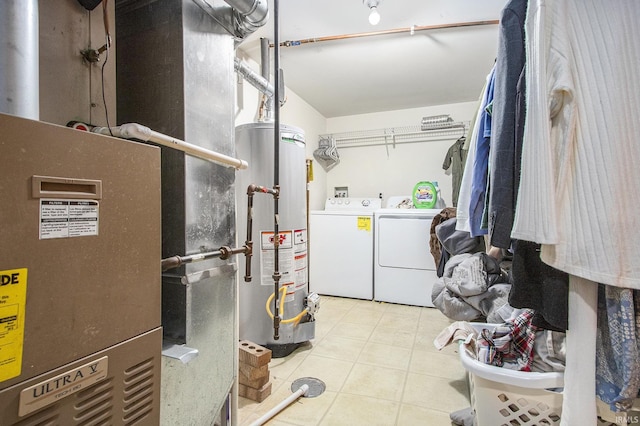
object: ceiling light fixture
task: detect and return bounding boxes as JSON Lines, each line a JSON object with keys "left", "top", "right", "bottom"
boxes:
{"left": 364, "top": 0, "right": 382, "bottom": 26}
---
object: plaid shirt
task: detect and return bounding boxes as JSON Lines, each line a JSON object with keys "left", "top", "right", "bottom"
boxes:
{"left": 477, "top": 309, "right": 538, "bottom": 371}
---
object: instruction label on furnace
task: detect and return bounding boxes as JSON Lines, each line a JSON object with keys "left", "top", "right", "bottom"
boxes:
{"left": 0, "top": 268, "right": 28, "bottom": 383}
{"left": 39, "top": 199, "right": 99, "bottom": 239}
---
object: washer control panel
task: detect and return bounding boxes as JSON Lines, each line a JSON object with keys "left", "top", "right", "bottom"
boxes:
{"left": 324, "top": 197, "right": 382, "bottom": 211}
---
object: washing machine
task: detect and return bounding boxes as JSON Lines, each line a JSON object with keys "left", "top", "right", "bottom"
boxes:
{"left": 309, "top": 197, "right": 381, "bottom": 299}
{"left": 374, "top": 197, "right": 442, "bottom": 307}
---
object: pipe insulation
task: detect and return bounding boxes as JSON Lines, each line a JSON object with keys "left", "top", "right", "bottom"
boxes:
{"left": 0, "top": 0, "right": 39, "bottom": 119}
{"left": 92, "top": 123, "right": 249, "bottom": 169}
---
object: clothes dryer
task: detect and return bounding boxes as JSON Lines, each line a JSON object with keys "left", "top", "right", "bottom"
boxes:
{"left": 309, "top": 198, "right": 381, "bottom": 299}
{"left": 374, "top": 200, "right": 441, "bottom": 307}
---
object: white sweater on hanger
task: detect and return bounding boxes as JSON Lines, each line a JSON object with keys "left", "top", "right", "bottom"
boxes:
{"left": 513, "top": 2, "right": 640, "bottom": 424}
{"left": 511, "top": 0, "right": 640, "bottom": 290}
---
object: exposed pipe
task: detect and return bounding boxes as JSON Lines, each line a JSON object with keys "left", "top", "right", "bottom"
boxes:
{"left": 0, "top": 0, "right": 39, "bottom": 119}
{"left": 234, "top": 57, "right": 274, "bottom": 122}
{"left": 275, "top": 20, "right": 500, "bottom": 48}
{"left": 248, "top": 384, "right": 309, "bottom": 426}
{"left": 161, "top": 246, "right": 249, "bottom": 272}
{"left": 271, "top": 0, "right": 282, "bottom": 341}
{"left": 260, "top": 38, "right": 270, "bottom": 81}
{"left": 92, "top": 123, "right": 249, "bottom": 170}
{"left": 243, "top": 184, "right": 279, "bottom": 282}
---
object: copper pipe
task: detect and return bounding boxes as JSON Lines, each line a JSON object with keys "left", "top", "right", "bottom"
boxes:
{"left": 244, "top": 183, "right": 280, "bottom": 282}
{"left": 273, "top": 20, "right": 499, "bottom": 48}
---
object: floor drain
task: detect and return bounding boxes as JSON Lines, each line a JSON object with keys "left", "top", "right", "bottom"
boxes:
{"left": 291, "top": 377, "right": 326, "bottom": 398}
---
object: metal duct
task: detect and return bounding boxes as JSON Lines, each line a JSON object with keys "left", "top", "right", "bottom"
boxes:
{"left": 224, "top": 0, "right": 268, "bottom": 37}
{"left": 0, "top": 0, "right": 39, "bottom": 119}
{"left": 193, "top": 0, "right": 268, "bottom": 40}
{"left": 234, "top": 57, "right": 274, "bottom": 121}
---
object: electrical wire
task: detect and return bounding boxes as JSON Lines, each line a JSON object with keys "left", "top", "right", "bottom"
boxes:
{"left": 101, "top": 0, "right": 113, "bottom": 136}
{"left": 101, "top": 36, "right": 113, "bottom": 137}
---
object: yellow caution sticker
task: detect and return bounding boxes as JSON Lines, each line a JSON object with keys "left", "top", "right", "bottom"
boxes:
{"left": 0, "top": 268, "right": 28, "bottom": 383}
{"left": 357, "top": 216, "right": 371, "bottom": 232}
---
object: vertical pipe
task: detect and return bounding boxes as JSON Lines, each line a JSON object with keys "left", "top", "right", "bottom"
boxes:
{"left": 271, "top": 0, "right": 281, "bottom": 340}
{"left": 260, "top": 36, "right": 273, "bottom": 122}
{"left": 260, "top": 38, "right": 270, "bottom": 80}
{"left": 0, "top": 0, "right": 39, "bottom": 119}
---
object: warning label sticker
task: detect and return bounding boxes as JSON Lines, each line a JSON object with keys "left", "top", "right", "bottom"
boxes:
{"left": 39, "top": 199, "right": 99, "bottom": 239}
{"left": 259, "top": 229, "right": 308, "bottom": 294}
{"left": 357, "top": 216, "right": 371, "bottom": 232}
{"left": 0, "top": 268, "right": 28, "bottom": 383}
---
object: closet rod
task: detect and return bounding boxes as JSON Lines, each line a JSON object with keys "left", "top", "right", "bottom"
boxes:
{"left": 272, "top": 20, "right": 500, "bottom": 47}
{"left": 333, "top": 128, "right": 465, "bottom": 143}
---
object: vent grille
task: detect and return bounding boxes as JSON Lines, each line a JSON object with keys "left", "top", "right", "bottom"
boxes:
{"left": 74, "top": 378, "right": 114, "bottom": 425}
{"left": 1, "top": 331, "right": 160, "bottom": 425}
{"left": 122, "top": 358, "right": 155, "bottom": 425}
{"left": 14, "top": 406, "right": 59, "bottom": 426}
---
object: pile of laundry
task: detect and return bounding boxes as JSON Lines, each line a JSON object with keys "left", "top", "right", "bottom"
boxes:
{"left": 435, "top": 309, "right": 566, "bottom": 373}
{"left": 435, "top": 309, "right": 567, "bottom": 426}
{"left": 429, "top": 214, "right": 517, "bottom": 323}
{"left": 431, "top": 251, "right": 515, "bottom": 323}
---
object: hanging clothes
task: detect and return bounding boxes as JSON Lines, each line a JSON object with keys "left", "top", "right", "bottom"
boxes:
{"left": 442, "top": 137, "right": 467, "bottom": 207}
{"left": 486, "top": 0, "right": 528, "bottom": 249}
{"left": 509, "top": 240, "right": 569, "bottom": 331}
{"left": 511, "top": 0, "right": 640, "bottom": 290}
{"left": 456, "top": 70, "right": 492, "bottom": 233}
{"left": 596, "top": 284, "right": 640, "bottom": 413}
{"left": 467, "top": 67, "right": 495, "bottom": 238}
{"left": 511, "top": 1, "right": 640, "bottom": 424}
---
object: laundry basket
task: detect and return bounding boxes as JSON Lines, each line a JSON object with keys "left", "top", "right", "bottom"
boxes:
{"left": 459, "top": 324, "right": 564, "bottom": 426}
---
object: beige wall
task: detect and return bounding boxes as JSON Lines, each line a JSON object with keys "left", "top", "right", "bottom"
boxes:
{"left": 39, "top": 1, "right": 116, "bottom": 127}
{"left": 235, "top": 52, "right": 478, "bottom": 210}
{"left": 325, "top": 102, "right": 478, "bottom": 207}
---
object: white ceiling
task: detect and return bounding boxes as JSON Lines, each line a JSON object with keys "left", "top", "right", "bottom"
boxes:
{"left": 239, "top": 0, "right": 508, "bottom": 118}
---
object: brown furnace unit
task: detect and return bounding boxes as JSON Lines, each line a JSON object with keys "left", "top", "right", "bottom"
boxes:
{"left": 0, "top": 113, "right": 162, "bottom": 425}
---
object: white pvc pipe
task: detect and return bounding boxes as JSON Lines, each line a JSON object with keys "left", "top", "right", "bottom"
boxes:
{"left": 92, "top": 123, "right": 249, "bottom": 170}
{"left": 0, "top": 0, "right": 39, "bottom": 119}
{"left": 248, "top": 384, "right": 309, "bottom": 426}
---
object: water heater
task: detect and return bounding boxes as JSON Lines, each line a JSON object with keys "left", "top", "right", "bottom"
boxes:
{"left": 235, "top": 122, "right": 317, "bottom": 357}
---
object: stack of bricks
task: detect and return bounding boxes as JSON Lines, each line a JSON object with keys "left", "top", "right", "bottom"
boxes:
{"left": 238, "top": 340, "right": 272, "bottom": 402}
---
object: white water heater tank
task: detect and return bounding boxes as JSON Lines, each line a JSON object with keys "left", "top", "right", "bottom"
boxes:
{"left": 235, "top": 122, "right": 315, "bottom": 357}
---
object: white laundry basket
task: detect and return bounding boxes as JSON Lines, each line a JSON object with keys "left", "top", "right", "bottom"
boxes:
{"left": 459, "top": 324, "right": 564, "bottom": 426}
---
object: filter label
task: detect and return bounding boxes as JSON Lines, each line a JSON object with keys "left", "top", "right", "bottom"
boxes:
{"left": 39, "top": 199, "right": 99, "bottom": 239}
{"left": 19, "top": 356, "right": 108, "bottom": 417}
{"left": 0, "top": 268, "right": 28, "bottom": 384}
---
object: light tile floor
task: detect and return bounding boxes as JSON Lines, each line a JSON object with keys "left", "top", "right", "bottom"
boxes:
{"left": 238, "top": 296, "right": 468, "bottom": 426}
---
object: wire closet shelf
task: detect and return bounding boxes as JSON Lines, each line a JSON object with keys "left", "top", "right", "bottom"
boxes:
{"left": 319, "top": 120, "right": 468, "bottom": 150}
